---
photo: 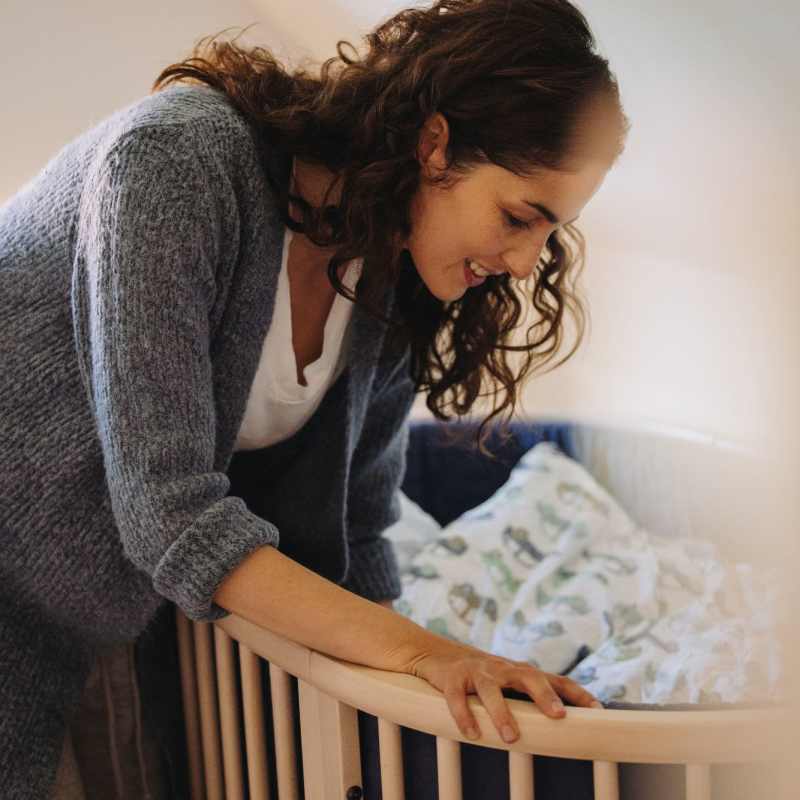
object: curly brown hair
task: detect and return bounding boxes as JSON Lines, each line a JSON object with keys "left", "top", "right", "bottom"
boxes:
{"left": 152, "top": 0, "right": 628, "bottom": 456}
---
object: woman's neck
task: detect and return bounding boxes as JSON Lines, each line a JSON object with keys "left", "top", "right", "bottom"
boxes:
{"left": 289, "top": 157, "right": 343, "bottom": 228}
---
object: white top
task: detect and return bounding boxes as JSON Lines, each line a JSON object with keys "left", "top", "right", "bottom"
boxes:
{"left": 235, "top": 161, "right": 363, "bottom": 451}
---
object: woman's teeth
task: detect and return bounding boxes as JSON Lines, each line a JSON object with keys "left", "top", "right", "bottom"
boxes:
{"left": 467, "top": 259, "right": 491, "bottom": 277}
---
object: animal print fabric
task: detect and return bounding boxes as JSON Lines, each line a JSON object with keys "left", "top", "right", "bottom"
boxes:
{"left": 387, "top": 443, "right": 783, "bottom": 706}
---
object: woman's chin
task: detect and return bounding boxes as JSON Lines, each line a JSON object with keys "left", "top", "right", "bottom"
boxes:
{"left": 436, "top": 287, "right": 466, "bottom": 303}
{"left": 417, "top": 276, "right": 463, "bottom": 303}
{"left": 409, "top": 258, "right": 466, "bottom": 303}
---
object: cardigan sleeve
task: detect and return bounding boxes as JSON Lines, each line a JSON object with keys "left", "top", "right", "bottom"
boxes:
{"left": 72, "top": 127, "right": 279, "bottom": 622}
{"left": 340, "top": 340, "right": 416, "bottom": 602}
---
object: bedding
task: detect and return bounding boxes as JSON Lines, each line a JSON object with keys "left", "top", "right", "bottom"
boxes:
{"left": 385, "top": 442, "right": 783, "bottom": 706}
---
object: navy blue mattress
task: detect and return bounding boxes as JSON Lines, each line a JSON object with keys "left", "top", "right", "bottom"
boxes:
{"left": 401, "top": 420, "right": 576, "bottom": 526}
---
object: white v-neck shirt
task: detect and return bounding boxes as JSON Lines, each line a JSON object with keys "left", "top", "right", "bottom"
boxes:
{"left": 235, "top": 161, "right": 363, "bottom": 451}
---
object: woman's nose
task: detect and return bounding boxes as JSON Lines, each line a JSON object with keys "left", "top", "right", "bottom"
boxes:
{"left": 503, "top": 241, "right": 546, "bottom": 281}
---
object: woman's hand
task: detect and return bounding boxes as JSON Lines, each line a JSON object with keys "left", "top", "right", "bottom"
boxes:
{"left": 408, "top": 644, "right": 602, "bottom": 744}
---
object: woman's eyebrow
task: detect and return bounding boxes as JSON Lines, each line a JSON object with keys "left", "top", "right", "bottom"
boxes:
{"left": 524, "top": 200, "right": 578, "bottom": 226}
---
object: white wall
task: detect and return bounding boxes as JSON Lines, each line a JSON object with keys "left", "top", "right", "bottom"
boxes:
{"left": 515, "top": 0, "right": 800, "bottom": 453}
{"left": 1, "top": 0, "right": 264, "bottom": 198}
{"left": 3, "top": 0, "right": 797, "bottom": 453}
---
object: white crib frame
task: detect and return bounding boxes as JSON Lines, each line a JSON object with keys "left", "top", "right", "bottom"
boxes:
{"left": 175, "top": 420, "right": 790, "bottom": 799}
{"left": 175, "top": 609, "right": 785, "bottom": 800}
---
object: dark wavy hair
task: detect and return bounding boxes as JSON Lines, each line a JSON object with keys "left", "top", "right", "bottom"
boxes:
{"left": 152, "top": 0, "right": 628, "bottom": 456}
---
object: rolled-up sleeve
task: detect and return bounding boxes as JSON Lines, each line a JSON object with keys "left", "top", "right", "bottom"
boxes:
{"left": 341, "top": 341, "right": 416, "bottom": 602}
{"left": 72, "top": 128, "right": 279, "bottom": 622}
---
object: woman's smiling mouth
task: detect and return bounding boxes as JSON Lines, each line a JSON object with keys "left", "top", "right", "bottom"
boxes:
{"left": 463, "top": 258, "right": 486, "bottom": 287}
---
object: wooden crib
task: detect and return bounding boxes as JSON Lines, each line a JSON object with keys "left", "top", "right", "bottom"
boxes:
{"left": 174, "top": 419, "right": 791, "bottom": 800}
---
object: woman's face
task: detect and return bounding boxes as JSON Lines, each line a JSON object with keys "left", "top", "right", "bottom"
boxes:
{"left": 404, "top": 105, "right": 620, "bottom": 302}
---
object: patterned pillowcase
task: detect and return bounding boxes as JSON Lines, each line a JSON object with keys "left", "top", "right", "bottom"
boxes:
{"left": 391, "top": 442, "right": 784, "bottom": 706}
{"left": 392, "top": 441, "right": 637, "bottom": 654}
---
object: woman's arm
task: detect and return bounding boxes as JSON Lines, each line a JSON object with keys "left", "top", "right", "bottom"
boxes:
{"left": 213, "top": 544, "right": 440, "bottom": 673}
{"left": 72, "top": 128, "right": 280, "bottom": 621}
{"left": 213, "top": 544, "right": 603, "bottom": 745}
{"left": 215, "top": 553, "right": 527, "bottom": 665}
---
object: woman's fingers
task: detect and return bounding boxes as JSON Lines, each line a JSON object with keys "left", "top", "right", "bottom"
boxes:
{"left": 471, "top": 667, "right": 604, "bottom": 742}
{"left": 545, "top": 673, "right": 604, "bottom": 709}
{"left": 472, "top": 675, "right": 522, "bottom": 742}
{"left": 444, "top": 671, "right": 521, "bottom": 743}
{"left": 506, "top": 668, "right": 566, "bottom": 720}
{"left": 442, "top": 680, "right": 482, "bottom": 741}
{"left": 508, "top": 668, "right": 602, "bottom": 712}
{"left": 412, "top": 649, "right": 603, "bottom": 745}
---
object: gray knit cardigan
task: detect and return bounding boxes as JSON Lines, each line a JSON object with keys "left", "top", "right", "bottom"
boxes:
{"left": 0, "top": 84, "right": 415, "bottom": 798}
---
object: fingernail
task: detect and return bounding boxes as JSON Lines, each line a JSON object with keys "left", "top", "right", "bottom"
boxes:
{"left": 501, "top": 725, "right": 517, "bottom": 743}
{"left": 551, "top": 699, "right": 564, "bottom": 713}
{"left": 465, "top": 727, "right": 479, "bottom": 740}
{"left": 591, "top": 701, "right": 604, "bottom": 709}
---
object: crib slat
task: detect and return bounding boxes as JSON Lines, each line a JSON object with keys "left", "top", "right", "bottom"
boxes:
{"left": 298, "top": 678, "right": 325, "bottom": 800}
{"left": 193, "top": 621, "right": 225, "bottom": 800}
{"left": 377, "top": 718, "right": 405, "bottom": 800}
{"left": 239, "top": 645, "right": 271, "bottom": 800}
{"left": 436, "top": 737, "right": 462, "bottom": 800}
{"left": 686, "top": 764, "right": 712, "bottom": 800}
{"left": 509, "top": 751, "right": 535, "bottom": 800}
{"left": 175, "top": 610, "right": 205, "bottom": 800}
{"left": 593, "top": 760, "right": 620, "bottom": 800}
{"left": 315, "top": 691, "right": 362, "bottom": 798}
{"left": 269, "top": 663, "right": 300, "bottom": 800}
{"left": 213, "top": 626, "right": 245, "bottom": 799}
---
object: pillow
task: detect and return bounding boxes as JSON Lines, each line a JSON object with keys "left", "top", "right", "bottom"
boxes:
{"left": 391, "top": 442, "right": 783, "bottom": 705}
{"left": 393, "top": 441, "right": 637, "bottom": 658}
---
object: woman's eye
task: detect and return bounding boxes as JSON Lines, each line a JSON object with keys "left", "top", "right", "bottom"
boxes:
{"left": 503, "top": 211, "right": 532, "bottom": 230}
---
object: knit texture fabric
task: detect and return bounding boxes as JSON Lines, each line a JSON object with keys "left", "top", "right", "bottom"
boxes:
{"left": 0, "top": 84, "right": 414, "bottom": 799}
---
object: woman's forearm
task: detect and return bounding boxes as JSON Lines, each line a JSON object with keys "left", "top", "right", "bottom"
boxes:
{"left": 212, "top": 544, "right": 458, "bottom": 673}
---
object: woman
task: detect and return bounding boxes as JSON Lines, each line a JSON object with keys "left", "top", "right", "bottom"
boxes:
{"left": 0, "top": 0, "right": 628, "bottom": 796}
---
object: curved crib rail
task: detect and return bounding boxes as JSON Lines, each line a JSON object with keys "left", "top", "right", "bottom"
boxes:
{"left": 175, "top": 609, "right": 787, "bottom": 800}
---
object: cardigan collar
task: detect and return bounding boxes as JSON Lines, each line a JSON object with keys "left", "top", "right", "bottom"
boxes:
{"left": 210, "top": 142, "right": 395, "bottom": 471}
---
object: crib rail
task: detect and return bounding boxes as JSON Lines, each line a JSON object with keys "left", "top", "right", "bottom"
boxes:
{"left": 176, "top": 609, "right": 787, "bottom": 800}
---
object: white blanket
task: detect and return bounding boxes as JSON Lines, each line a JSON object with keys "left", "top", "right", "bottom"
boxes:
{"left": 385, "top": 443, "right": 783, "bottom": 706}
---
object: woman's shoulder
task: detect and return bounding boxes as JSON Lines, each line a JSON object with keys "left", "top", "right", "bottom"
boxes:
{"left": 69, "top": 83, "right": 285, "bottom": 248}
{"left": 126, "top": 83, "right": 242, "bottom": 123}
{"left": 90, "top": 84, "right": 261, "bottom": 170}
{"left": 60, "top": 84, "right": 284, "bottom": 293}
